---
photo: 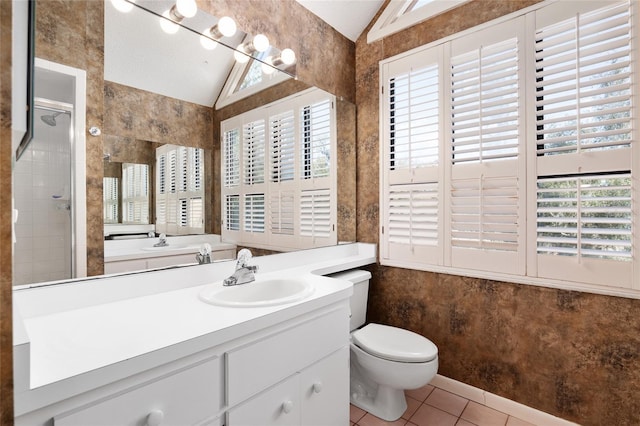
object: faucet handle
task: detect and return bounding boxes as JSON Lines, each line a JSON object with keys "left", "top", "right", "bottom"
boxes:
{"left": 236, "top": 248, "right": 253, "bottom": 267}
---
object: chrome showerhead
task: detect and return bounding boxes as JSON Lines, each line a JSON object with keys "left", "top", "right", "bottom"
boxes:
{"left": 40, "top": 111, "right": 64, "bottom": 127}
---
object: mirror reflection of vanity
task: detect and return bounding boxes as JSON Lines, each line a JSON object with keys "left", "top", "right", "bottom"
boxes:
{"left": 15, "top": 0, "right": 356, "bottom": 286}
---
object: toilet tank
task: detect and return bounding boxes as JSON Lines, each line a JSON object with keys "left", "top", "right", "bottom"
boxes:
{"left": 328, "top": 269, "right": 371, "bottom": 331}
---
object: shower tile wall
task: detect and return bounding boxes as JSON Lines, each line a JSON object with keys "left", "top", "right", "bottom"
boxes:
{"left": 13, "top": 113, "right": 72, "bottom": 285}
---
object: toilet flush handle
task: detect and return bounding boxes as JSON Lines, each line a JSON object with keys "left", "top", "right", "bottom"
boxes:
{"left": 313, "top": 382, "right": 323, "bottom": 393}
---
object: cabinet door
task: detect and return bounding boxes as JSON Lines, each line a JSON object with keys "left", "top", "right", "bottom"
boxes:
{"left": 227, "top": 375, "right": 300, "bottom": 426}
{"left": 300, "top": 347, "right": 349, "bottom": 426}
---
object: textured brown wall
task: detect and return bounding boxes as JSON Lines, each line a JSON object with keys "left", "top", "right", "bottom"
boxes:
{"left": 36, "top": 0, "right": 105, "bottom": 276}
{"left": 0, "top": 1, "right": 13, "bottom": 420}
{"left": 355, "top": 1, "right": 640, "bottom": 425}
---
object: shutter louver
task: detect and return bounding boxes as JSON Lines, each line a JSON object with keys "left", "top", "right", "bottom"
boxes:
{"left": 451, "top": 177, "right": 519, "bottom": 252}
{"left": 189, "top": 197, "right": 203, "bottom": 228}
{"left": 225, "top": 194, "right": 240, "bottom": 231}
{"left": 270, "top": 191, "right": 295, "bottom": 235}
{"left": 388, "top": 184, "right": 438, "bottom": 246}
{"left": 388, "top": 63, "right": 439, "bottom": 181}
{"left": 451, "top": 38, "right": 519, "bottom": 163}
{"left": 302, "top": 100, "right": 332, "bottom": 180}
{"left": 537, "top": 174, "right": 632, "bottom": 260}
{"left": 270, "top": 110, "right": 295, "bottom": 182}
{"left": 244, "top": 193, "right": 265, "bottom": 233}
{"left": 535, "top": 3, "right": 632, "bottom": 158}
{"left": 224, "top": 128, "right": 240, "bottom": 188}
{"left": 103, "top": 177, "right": 119, "bottom": 224}
{"left": 300, "top": 190, "right": 332, "bottom": 238}
{"left": 243, "top": 120, "right": 265, "bottom": 185}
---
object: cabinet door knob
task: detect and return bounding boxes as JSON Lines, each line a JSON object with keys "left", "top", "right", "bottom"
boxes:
{"left": 282, "top": 400, "right": 294, "bottom": 414}
{"left": 313, "top": 382, "right": 323, "bottom": 393}
{"left": 146, "top": 409, "right": 164, "bottom": 426}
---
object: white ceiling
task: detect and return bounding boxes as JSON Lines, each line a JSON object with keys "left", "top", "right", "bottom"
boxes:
{"left": 103, "top": 1, "right": 385, "bottom": 107}
{"left": 295, "top": 0, "right": 385, "bottom": 42}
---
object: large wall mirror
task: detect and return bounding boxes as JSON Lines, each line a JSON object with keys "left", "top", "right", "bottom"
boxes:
{"left": 13, "top": 0, "right": 356, "bottom": 286}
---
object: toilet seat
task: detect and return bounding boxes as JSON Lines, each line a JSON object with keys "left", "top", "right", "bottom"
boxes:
{"left": 352, "top": 323, "right": 438, "bottom": 363}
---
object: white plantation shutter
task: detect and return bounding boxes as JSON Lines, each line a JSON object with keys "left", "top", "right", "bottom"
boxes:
{"left": 450, "top": 38, "right": 519, "bottom": 164}
{"left": 270, "top": 190, "right": 295, "bottom": 235}
{"left": 300, "top": 189, "right": 334, "bottom": 247}
{"left": 243, "top": 120, "right": 265, "bottom": 185}
{"left": 380, "top": 1, "right": 637, "bottom": 294}
{"left": 103, "top": 177, "right": 119, "bottom": 224}
{"left": 225, "top": 194, "right": 240, "bottom": 231}
{"left": 385, "top": 183, "right": 439, "bottom": 261}
{"left": 155, "top": 145, "right": 204, "bottom": 235}
{"left": 270, "top": 110, "right": 295, "bottom": 183}
{"left": 389, "top": 63, "right": 440, "bottom": 182}
{"left": 448, "top": 20, "right": 525, "bottom": 274}
{"left": 221, "top": 88, "right": 337, "bottom": 250}
{"left": 121, "top": 163, "right": 149, "bottom": 224}
{"left": 534, "top": 1, "right": 632, "bottom": 176}
{"left": 244, "top": 193, "right": 265, "bottom": 233}
{"left": 301, "top": 99, "right": 332, "bottom": 182}
{"left": 381, "top": 46, "right": 444, "bottom": 265}
{"left": 533, "top": 1, "right": 634, "bottom": 288}
{"left": 224, "top": 128, "right": 240, "bottom": 188}
{"left": 449, "top": 176, "right": 521, "bottom": 273}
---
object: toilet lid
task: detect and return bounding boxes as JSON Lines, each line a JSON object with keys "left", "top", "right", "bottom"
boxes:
{"left": 352, "top": 323, "right": 438, "bottom": 363}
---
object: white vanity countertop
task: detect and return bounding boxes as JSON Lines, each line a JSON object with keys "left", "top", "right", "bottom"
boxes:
{"left": 13, "top": 243, "right": 376, "bottom": 415}
{"left": 103, "top": 234, "right": 236, "bottom": 262}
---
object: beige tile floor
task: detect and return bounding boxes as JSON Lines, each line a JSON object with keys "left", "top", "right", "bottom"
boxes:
{"left": 350, "top": 384, "right": 537, "bottom": 426}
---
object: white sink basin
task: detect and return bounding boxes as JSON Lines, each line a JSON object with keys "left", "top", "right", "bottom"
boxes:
{"left": 199, "top": 277, "right": 314, "bottom": 308}
{"left": 140, "top": 245, "right": 187, "bottom": 251}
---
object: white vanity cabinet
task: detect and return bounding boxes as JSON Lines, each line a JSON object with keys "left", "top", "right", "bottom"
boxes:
{"left": 227, "top": 347, "right": 349, "bottom": 426}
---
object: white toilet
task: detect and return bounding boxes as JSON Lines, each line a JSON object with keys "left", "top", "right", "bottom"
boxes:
{"left": 331, "top": 270, "right": 439, "bottom": 421}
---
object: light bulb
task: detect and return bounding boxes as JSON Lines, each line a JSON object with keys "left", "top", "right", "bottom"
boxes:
{"left": 261, "top": 57, "right": 276, "bottom": 75}
{"left": 175, "top": 0, "right": 197, "bottom": 18}
{"left": 160, "top": 10, "right": 180, "bottom": 34}
{"left": 200, "top": 30, "right": 217, "bottom": 50}
{"left": 234, "top": 45, "right": 250, "bottom": 64}
{"left": 252, "top": 34, "right": 270, "bottom": 53}
{"left": 280, "top": 48, "right": 296, "bottom": 65}
{"left": 110, "top": 0, "right": 133, "bottom": 13}
{"left": 218, "top": 16, "right": 237, "bottom": 38}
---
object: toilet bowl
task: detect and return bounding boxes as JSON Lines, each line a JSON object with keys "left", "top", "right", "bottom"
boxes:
{"left": 350, "top": 323, "right": 438, "bottom": 421}
{"left": 329, "top": 270, "right": 439, "bottom": 422}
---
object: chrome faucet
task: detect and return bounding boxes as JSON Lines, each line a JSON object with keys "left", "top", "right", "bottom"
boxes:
{"left": 153, "top": 233, "right": 168, "bottom": 247}
{"left": 223, "top": 249, "right": 258, "bottom": 286}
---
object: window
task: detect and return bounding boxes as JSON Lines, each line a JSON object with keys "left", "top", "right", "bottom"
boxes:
{"left": 380, "top": 1, "right": 637, "bottom": 296}
{"left": 368, "top": 0, "right": 469, "bottom": 43}
{"left": 221, "top": 88, "right": 337, "bottom": 251}
{"left": 156, "top": 145, "right": 205, "bottom": 235}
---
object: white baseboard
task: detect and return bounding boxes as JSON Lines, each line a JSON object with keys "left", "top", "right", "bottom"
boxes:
{"left": 430, "top": 375, "right": 580, "bottom": 426}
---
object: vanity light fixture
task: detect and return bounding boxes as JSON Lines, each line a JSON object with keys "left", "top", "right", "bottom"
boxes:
{"left": 110, "top": 0, "right": 135, "bottom": 13}
{"left": 234, "top": 34, "right": 270, "bottom": 63}
{"left": 261, "top": 48, "right": 297, "bottom": 75}
{"left": 160, "top": 0, "right": 197, "bottom": 34}
{"left": 200, "top": 16, "right": 237, "bottom": 50}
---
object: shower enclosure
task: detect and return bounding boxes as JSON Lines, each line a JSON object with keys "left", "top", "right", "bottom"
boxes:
{"left": 13, "top": 101, "right": 73, "bottom": 285}
{"left": 13, "top": 58, "right": 87, "bottom": 286}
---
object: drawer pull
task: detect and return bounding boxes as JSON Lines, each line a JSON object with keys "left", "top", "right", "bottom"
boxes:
{"left": 282, "top": 400, "right": 294, "bottom": 414}
{"left": 313, "top": 382, "right": 323, "bottom": 394}
{"left": 146, "top": 409, "right": 165, "bottom": 426}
